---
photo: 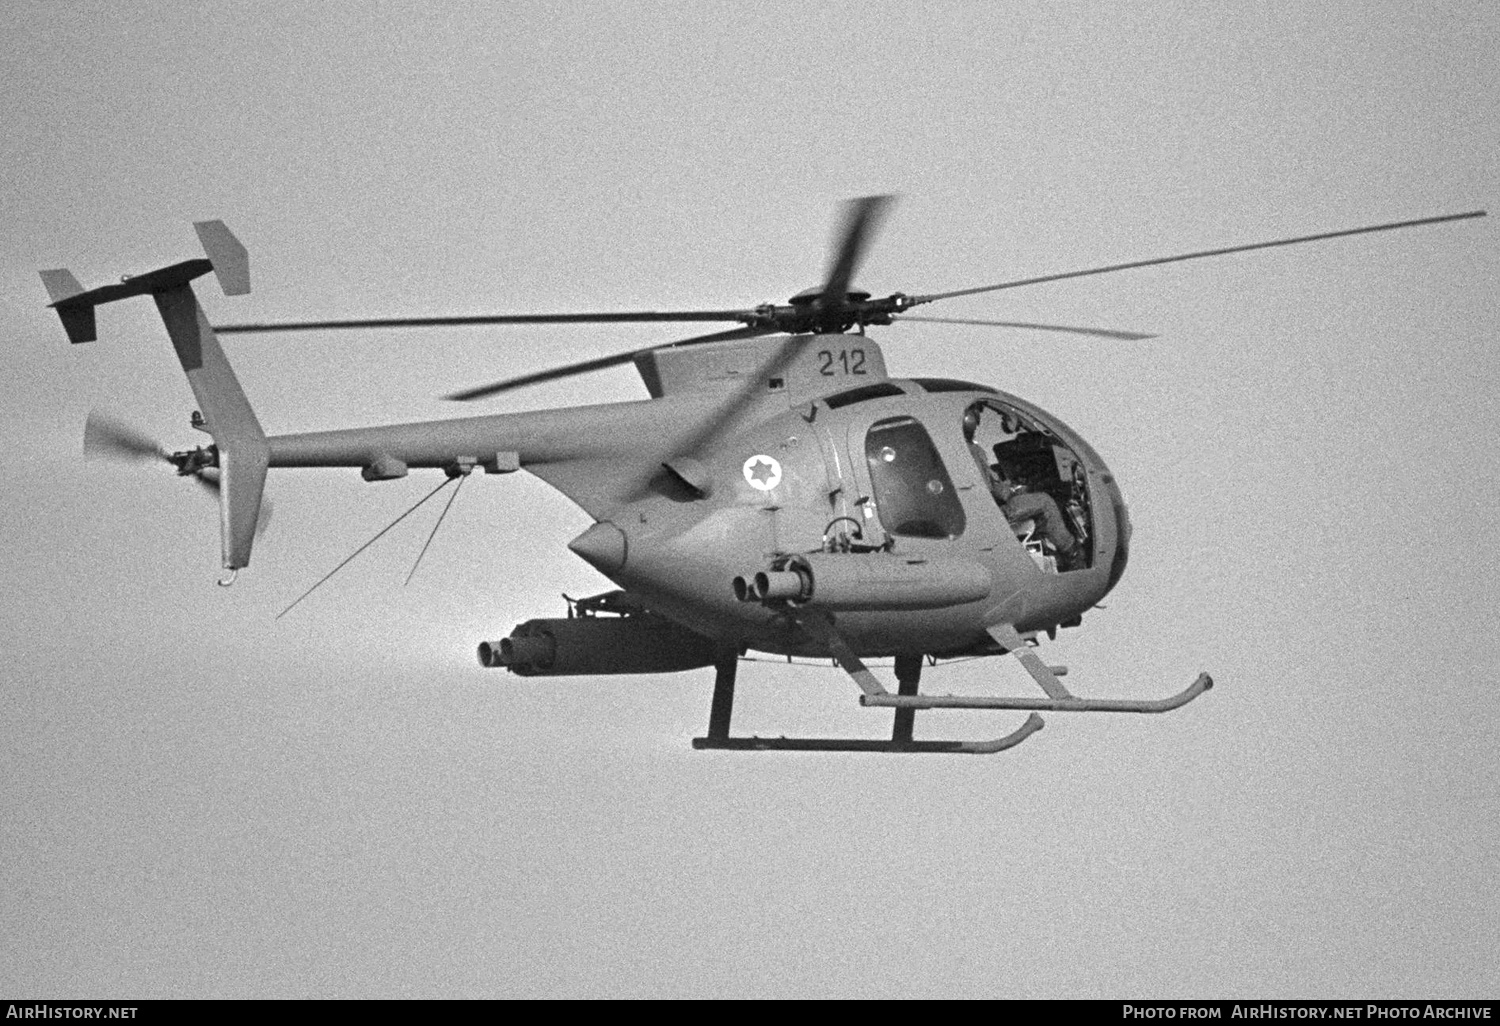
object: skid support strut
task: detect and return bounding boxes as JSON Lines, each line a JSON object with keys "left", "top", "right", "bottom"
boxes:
{"left": 705, "top": 648, "right": 737, "bottom": 741}
{"left": 891, "top": 652, "right": 921, "bottom": 743}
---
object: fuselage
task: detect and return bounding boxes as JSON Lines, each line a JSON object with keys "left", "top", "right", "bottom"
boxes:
{"left": 263, "top": 335, "right": 1131, "bottom": 658}
{"left": 569, "top": 375, "right": 1131, "bottom": 656}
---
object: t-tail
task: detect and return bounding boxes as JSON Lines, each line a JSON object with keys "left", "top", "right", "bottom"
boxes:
{"left": 43, "top": 222, "right": 268, "bottom": 579}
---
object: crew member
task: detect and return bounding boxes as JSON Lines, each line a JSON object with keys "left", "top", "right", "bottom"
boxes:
{"left": 991, "top": 466, "right": 1084, "bottom": 567}
{"left": 964, "top": 407, "right": 1084, "bottom": 567}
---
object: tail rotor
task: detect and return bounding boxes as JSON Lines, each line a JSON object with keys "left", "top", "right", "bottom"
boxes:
{"left": 83, "top": 410, "right": 171, "bottom": 466}
{"left": 83, "top": 409, "right": 271, "bottom": 538}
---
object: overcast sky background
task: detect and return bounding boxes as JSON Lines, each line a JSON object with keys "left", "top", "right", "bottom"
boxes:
{"left": 3, "top": 0, "right": 1496, "bottom": 999}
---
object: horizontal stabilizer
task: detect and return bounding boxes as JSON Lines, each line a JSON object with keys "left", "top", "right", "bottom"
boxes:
{"left": 42, "top": 259, "right": 217, "bottom": 345}
{"left": 41, "top": 222, "right": 248, "bottom": 346}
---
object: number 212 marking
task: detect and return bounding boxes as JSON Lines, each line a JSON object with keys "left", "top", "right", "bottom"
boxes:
{"left": 817, "top": 349, "right": 867, "bottom": 376}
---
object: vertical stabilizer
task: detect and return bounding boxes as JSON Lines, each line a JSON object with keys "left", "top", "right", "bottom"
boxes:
{"left": 39, "top": 268, "right": 85, "bottom": 304}
{"left": 193, "top": 221, "right": 250, "bottom": 296}
{"left": 153, "top": 285, "right": 268, "bottom": 571}
{"left": 39, "top": 269, "right": 96, "bottom": 343}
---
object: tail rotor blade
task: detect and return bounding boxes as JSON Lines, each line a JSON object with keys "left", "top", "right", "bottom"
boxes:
{"left": 83, "top": 410, "right": 169, "bottom": 465}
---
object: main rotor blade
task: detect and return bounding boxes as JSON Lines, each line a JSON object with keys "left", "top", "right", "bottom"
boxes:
{"left": 894, "top": 315, "right": 1156, "bottom": 341}
{"left": 821, "top": 194, "right": 896, "bottom": 307}
{"left": 214, "top": 309, "right": 756, "bottom": 335}
{"left": 909, "top": 210, "right": 1488, "bottom": 305}
{"left": 83, "top": 410, "right": 168, "bottom": 464}
{"left": 444, "top": 325, "right": 775, "bottom": 401}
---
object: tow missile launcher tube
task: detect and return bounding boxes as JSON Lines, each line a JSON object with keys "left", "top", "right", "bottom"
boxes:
{"left": 480, "top": 615, "right": 718, "bottom": 676}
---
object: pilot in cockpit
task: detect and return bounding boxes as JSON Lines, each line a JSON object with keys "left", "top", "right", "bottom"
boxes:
{"left": 964, "top": 406, "right": 1084, "bottom": 567}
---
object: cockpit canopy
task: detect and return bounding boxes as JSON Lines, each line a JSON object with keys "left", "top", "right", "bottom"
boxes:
{"left": 961, "top": 397, "right": 1095, "bottom": 572}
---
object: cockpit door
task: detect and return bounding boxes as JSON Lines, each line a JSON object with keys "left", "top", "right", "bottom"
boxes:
{"left": 846, "top": 414, "right": 967, "bottom": 546}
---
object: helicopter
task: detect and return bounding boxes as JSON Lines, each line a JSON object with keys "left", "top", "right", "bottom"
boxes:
{"left": 43, "top": 199, "right": 1485, "bottom": 754}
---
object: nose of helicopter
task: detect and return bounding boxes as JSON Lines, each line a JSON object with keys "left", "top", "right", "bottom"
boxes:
{"left": 1096, "top": 470, "right": 1131, "bottom": 594}
{"left": 568, "top": 521, "right": 628, "bottom": 574}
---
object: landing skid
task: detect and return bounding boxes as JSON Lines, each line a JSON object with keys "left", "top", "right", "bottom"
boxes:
{"left": 691, "top": 621, "right": 1212, "bottom": 756}
{"left": 859, "top": 675, "right": 1214, "bottom": 713}
{"left": 861, "top": 624, "right": 1213, "bottom": 714}
{"left": 690, "top": 649, "right": 1042, "bottom": 755}
{"left": 691, "top": 717, "right": 1043, "bottom": 755}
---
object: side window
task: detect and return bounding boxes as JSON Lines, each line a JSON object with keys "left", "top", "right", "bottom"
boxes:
{"left": 864, "top": 416, "right": 966, "bottom": 540}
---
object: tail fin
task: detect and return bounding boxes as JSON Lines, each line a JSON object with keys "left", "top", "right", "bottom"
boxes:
{"left": 39, "top": 268, "right": 85, "bottom": 303}
{"left": 194, "top": 220, "right": 250, "bottom": 296}
{"left": 44, "top": 223, "right": 269, "bottom": 574}
{"left": 40, "top": 269, "right": 95, "bottom": 343}
{"left": 154, "top": 284, "right": 268, "bottom": 573}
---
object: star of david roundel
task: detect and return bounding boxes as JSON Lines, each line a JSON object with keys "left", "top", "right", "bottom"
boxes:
{"left": 742, "top": 454, "right": 783, "bottom": 492}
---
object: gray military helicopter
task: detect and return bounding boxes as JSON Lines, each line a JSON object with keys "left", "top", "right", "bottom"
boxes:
{"left": 44, "top": 200, "right": 1484, "bottom": 754}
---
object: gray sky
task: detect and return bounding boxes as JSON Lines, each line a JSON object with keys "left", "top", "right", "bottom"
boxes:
{"left": 3, "top": 0, "right": 1496, "bottom": 999}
